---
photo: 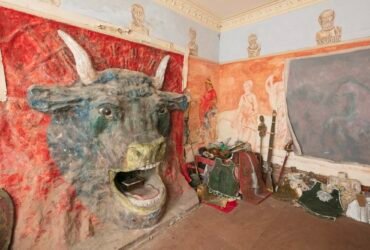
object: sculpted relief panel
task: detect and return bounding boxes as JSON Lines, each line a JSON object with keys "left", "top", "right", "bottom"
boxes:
{"left": 28, "top": 30, "right": 187, "bottom": 229}
{"left": 316, "top": 9, "right": 342, "bottom": 45}
{"left": 130, "top": 4, "right": 150, "bottom": 35}
{"left": 188, "top": 28, "right": 199, "bottom": 56}
{"left": 0, "top": 7, "right": 191, "bottom": 249}
{"left": 247, "top": 34, "right": 261, "bottom": 58}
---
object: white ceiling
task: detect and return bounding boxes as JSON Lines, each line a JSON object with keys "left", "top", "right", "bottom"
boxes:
{"left": 187, "top": 0, "right": 279, "bottom": 19}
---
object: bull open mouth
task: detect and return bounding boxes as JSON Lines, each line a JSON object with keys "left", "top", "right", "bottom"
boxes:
{"left": 110, "top": 163, "right": 166, "bottom": 210}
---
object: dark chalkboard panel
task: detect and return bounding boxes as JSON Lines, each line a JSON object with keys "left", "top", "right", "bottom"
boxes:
{"left": 286, "top": 47, "right": 370, "bottom": 165}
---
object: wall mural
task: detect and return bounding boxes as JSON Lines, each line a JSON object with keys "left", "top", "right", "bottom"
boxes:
{"left": 217, "top": 79, "right": 259, "bottom": 150}
{"left": 316, "top": 9, "right": 342, "bottom": 45}
{"left": 286, "top": 47, "right": 370, "bottom": 165}
{"left": 198, "top": 78, "right": 218, "bottom": 145}
{"left": 0, "top": 6, "right": 187, "bottom": 249}
{"left": 186, "top": 57, "right": 219, "bottom": 148}
{"left": 247, "top": 33, "right": 261, "bottom": 58}
{"left": 265, "top": 73, "right": 290, "bottom": 148}
{"left": 215, "top": 40, "right": 370, "bottom": 153}
{"left": 130, "top": 3, "right": 149, "bottom": 35}
{"left": 234, "top": 80, "right": 259, "bottom": 143}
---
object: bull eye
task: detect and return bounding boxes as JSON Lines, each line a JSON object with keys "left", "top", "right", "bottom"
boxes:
{"left": 99, "top": 107, "right": 112, "bottom": 117}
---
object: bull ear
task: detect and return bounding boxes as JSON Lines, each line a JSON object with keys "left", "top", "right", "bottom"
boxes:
{"left": 27, "top": 85, "right": 83, "bottom": 113}
{"left": 153, "top": 55, "right": 170, "bottom": 90}
{"left": 159, "top": 91, "right": 188, "bottom": 111}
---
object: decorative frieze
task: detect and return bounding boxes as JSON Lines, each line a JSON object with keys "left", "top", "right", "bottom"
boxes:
{"left": 247, "top": 34, "right": 261, "bottom": 58}
{"left": 316, "top": 9, "right": 342, "bottom": 45}
{"left": 155, "top": 0, "right": 324, "bottom": 32}
{"left": 154, "top": 0, "right": 221, "bottom": 31}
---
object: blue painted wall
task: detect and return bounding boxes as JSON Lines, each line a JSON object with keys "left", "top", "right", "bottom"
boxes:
{"left": 59, "top": 0, "right": 370, "bottom": 63}
{"left": 61, "top": 0, "right": 220, "bottom": 62}
{"left": 219, "top": 0, "right": 370, "bottom": 63}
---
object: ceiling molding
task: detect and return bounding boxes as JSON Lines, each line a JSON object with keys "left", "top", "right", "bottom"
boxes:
{"left": 154, "top": 0, "right": 221, "bottom": 31}
{"left": 155, "top": 0, "right": 324, "bottom": 32}
{"left": 221, "top": 0, "right": 324, "bottom": 31}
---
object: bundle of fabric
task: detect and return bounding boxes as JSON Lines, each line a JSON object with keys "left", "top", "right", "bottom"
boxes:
{"left": 205, "top": 200, "right": 238, "bottom": 213}
{"left": 233, "top": 151, "right": 271, "bottom": 204}
{"left": 287, "top": 172, "right": 316, "bottom": 197}
{"left": 346, "top": 193, "right": 370, "bottom": 224}
{"left": 273, "top": 180, "right": 299, "bottom": 202}
{"left": 324, "top": 172, "right": 362, "bottom": 211}
{"left": 196, "top": 184, "right": 238, "bottom": 213}
{"left": 207, "top": 158, "right": 240, "bottom": 199}
{"left": 298, "top": 182, "right": 343, "bottom": 220}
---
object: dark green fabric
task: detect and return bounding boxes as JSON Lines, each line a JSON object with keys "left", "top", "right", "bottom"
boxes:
{"left": 208, "top": 158, "right": 239, "bottom": 198}
{"left": 298, "top": 182, "right": 343, "bottom": 220}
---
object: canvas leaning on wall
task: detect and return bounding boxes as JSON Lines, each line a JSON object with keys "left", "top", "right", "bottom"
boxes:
{"left": 286, "top": 47, "right": 370, "bottom": 165}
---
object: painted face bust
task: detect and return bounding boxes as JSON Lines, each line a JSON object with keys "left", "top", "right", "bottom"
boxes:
{"left": 247, "top": 34, "right": 261, "bottom": 58}
{"left": 130, "top": 4, "right": 149, "bottom": 35}
{"left": 188, "top": 28, "right": 199, "bottom": 56}
{"left": 316, "top": 9, "right": 342, "bottom": 45}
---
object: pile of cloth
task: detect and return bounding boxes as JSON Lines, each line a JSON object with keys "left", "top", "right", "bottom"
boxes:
{"left": 190, "top": 141, "right": 271, "bottom": 212}
{"left": 194, "top": 142, "right": 243, "bottom": 213}
{"left": 274, "top": 170, "right": 370, "bottom": 222}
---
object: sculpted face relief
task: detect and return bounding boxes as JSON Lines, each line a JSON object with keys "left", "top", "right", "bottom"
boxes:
{"left": 247, "top": 33, "right": 261, "bottom": 58}
{"left": 130, "top": 4, "right": 149, "bottom": 35}
{"left": 27, "top": 30, "right": 188, "bottom": 229}
{"left": 316, "top": 9, "right": 342, "bottom": 45}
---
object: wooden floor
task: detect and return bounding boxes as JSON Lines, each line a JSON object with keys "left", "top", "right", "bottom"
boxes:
{"left": 138, "top": 197, "right": 370, "bottom": 250}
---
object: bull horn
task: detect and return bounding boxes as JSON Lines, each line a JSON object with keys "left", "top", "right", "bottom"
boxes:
{"left": 153, "top": 55, "right": 170, "bottom": 90}
{"left": 57, "top": 30, "right": 97, "bottom": 85}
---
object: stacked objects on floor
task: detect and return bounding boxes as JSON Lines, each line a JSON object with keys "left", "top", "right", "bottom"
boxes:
{"left": 188, "top": 142, "right": 272, "bottom": 212}
{"left": 275, "top": 170, "right": 370, "bottom": 222}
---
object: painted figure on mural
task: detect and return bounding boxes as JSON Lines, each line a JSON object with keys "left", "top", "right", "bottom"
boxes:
{"left": 199, "top": 79, "right": 217, "bottom": 144}
{"left": 265, "top": 73, "right": 290, "bottom": 148}
{"left": 247, "top": 34, "right": 261, "bottom": 58}
{"left": 188, "top": 28, "right": 199, "bottom": 56}
{"left": 316, "top": 9, "right": 342, "bottom": 45}
{"left": 130, "top": 4, "right": 149, "bottom": 35}
{"left": 233, "top": 80, "right": 258, "bottom": 148}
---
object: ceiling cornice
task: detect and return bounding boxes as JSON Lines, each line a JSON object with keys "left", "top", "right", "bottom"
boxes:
{"left": 154, "top": 0, "right": 222, "bottom": 31}
{"left": 155, "top": 0, "right": 324, "bottom": 32}
{"left": 221, "top": 0, "right": 324, "bottom": 31}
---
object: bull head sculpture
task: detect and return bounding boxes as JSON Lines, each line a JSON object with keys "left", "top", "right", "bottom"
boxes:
{"left": 27, "top": 30, "right": 187, "bottom": 229}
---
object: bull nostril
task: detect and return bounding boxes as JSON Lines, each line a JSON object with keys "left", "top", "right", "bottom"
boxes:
{"left": 125, "top": 138, "right": 166, "bottom": 170}
{"left": 134, "top": 150, "right": 142, "bottom": 158}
